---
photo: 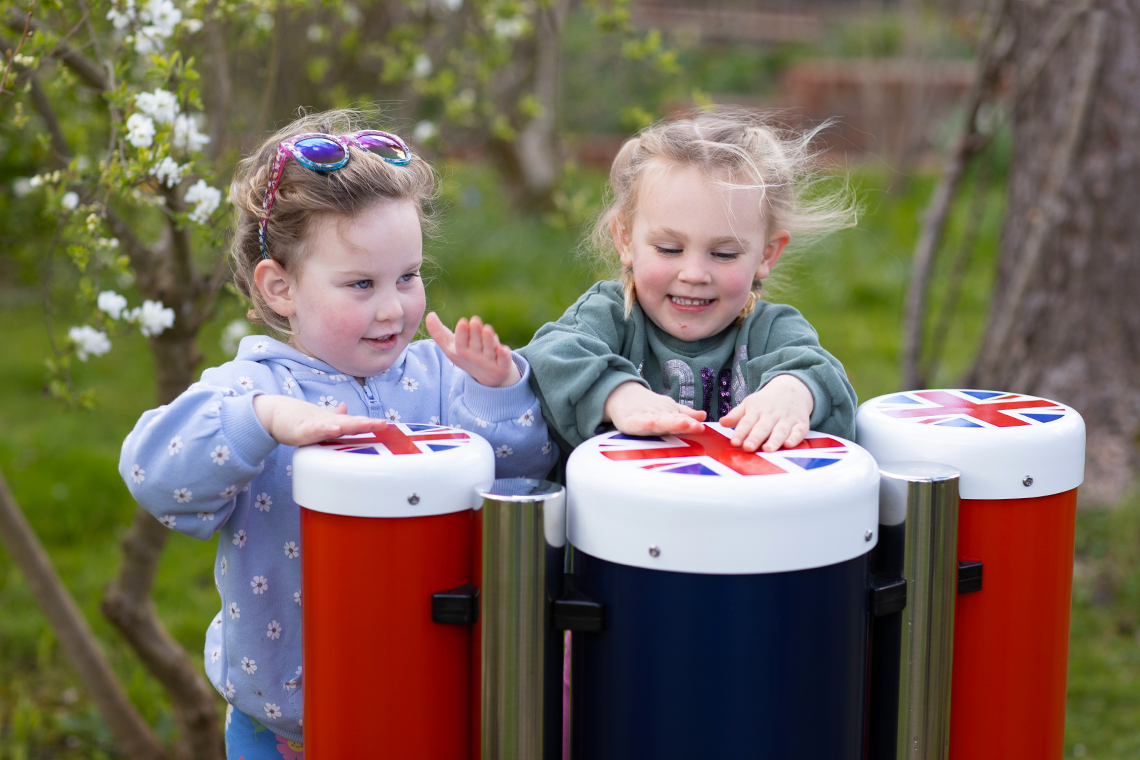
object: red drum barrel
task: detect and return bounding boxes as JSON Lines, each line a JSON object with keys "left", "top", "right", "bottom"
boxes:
{"left": 857, "top": 390, "right": 1085, "bottom": 760}
{"left": 292, "top": 423, "right": 494, "bottom": 759}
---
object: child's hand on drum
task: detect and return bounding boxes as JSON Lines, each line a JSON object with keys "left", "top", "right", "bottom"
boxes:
{"left": 603, "top": 381, "right": 706, "bottom": 437}
{"left": 254, "top": 394, "right": 388, "bottom": 446}
{"left": 426, "top": 312, "right": 522, "bottom": 388}
{"left": 720, "top": 374, "right": 814, "bottom": 452}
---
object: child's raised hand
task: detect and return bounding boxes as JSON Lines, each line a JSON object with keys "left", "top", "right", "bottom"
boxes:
{"left": 253, "top": 394, "right": 388, "bottom": 447}
{"left": 719, "top": 374, "right": 814, "bottom": 452}
{"left": 603, "top": 381, "right": 707, "bottom": 437}
{"left": 426, "top": 312, "right": 522, "bottom": 388}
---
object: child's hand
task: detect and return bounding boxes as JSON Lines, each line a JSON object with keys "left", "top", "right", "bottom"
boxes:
{"left": 426, "top": 312, "right": 522, "bottom": 388}
{"left": 719, "top": 374, "right": 814, "bottom": 452}
{"left": 603, "top": 381, "right": 706, "bottom": 436}
{"left": 253, "top": 395, "right": 388, "bottom": 447}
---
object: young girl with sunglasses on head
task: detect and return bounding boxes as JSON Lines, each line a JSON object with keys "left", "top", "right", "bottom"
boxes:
{"left": 119, "top": 110, "right": 557, "bottom": 758}
{"left": 520, "top": 108, "right": 859, "bottom": 456}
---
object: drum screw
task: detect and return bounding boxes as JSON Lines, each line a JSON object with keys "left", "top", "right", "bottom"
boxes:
{"left": 648, "top": 545, "right": 661, "bottom": 557}
{"left": 408, "top": 493, "right": 420, "bottom": 505}
{"left": 864, "top": 530, "right": 873, "bottom": 542}
{"left": 1022, "top": 476, "right": 1034, "bottom": 487}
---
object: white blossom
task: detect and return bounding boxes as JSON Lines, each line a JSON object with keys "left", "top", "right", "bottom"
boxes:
{"left": 542, "top": 440, "right": 552, "bottom": 456}
{"left": 241, "top": 656, "right": 257, "bottom": 674}
{"left": 221, "top": 319, "right": 250, "bottom": 355}
{"left": 225, "top": 679, "right": 235, "bottom": 698}
{"left": 294, "top": 590, "right": 301, "bottom": 605}
{"left": 267, "top": 621, "right": 282, "bottom": 640}
{"left": 152, "top": 156, "right": 186, "bottom": 188}
{"left": 401, "top": 377, "right": 419, "bottom": 392}
{"left": 413, "top": 53, "right": 432, "bottom": 78}
{"left": 430, "top": 415, "right": 441, "bottom": 425}
{"left": 143, "top": 0, "right": 181, "bottom": 35}
{"left": 386, "top": 408, "right": 401, "bottom": 423}
{"left": 254, "top": 493, "right": 272, "bottom": 512}
{"left": 237, "top": 377, "right": 254, "bottom": 390}
{"left": 13, "top": 178, "right": 32, "bottom": 197}
{"left": 68, "top": 325, "right": 111, "bottom": 360}
{"left": 517, "top": 409, "right": 534, "bottom": 427}
{"left": 106, "top": 0, "right": 137, "bottom": 29}
{"left": 97, "top": 290, "right": 128, "bottom": 320}
{"left": 232, "top": 529, "right": 246, "bottom": 548}
{"left": 229, "top": 602, "right": 240, "bottom": 619}
{"left": 182, "top": 18, "right": 203, "bottom": 33}
{"left": 185, "top": 179, "right": 221, "bottom": 224}
{"left": 197, "top": 511, "right": 214, "bottom": 521}
{"left": 220, "top": 556, "right": 227, "bottom": 575}
{"left": 413, "top": 120, "right": 438, "bottom": 143}
{"left": 495, "top": 444, "right": 514, "bottom": 458}
{"left": 130, "top": 464, "right": 145, "bottom": 483}
{"left": 211, "top": 647, "right": 220, "bottom": 663}
{"left": 61, "top": 192, "right": 79, "bottom": 210}
{"left": 134, "top": 89, "right": 179, "bottom": 125}
{"left": 172, "top": 113, "right": 210, "bottom": 153}
{"left": 173, "top": 487, "right": 192, "bottom": 503}
{"left": 160, "top": 514, "right": 177, "bottom": 527}
{"left": 264, "top": 703, "right": 281, "bottom": 719}
{"left": 220, "top": 485, "right": 237, "bottom": 499}
{"left": 251, "top": 340, "right": 269, "bottom": 354}
{"left": 251, "top": 575, "right": 269, "bottom": 594}
{"left": 167, "top": 435, "right": 183, "bottom": 455}
{"left": 318, "top": 395, "right": 337, "bottom": 409}
{"left": 493, "top": 15, "right": 527, "bottom": 40}
{"left": 284, "top": 541, "right": 299, "bottom": 559}
{"left": 129, "top": 299, "right": 175, "bottom": 337}
{"left": 125, "top": 113, "right": 156, "bottom": 148}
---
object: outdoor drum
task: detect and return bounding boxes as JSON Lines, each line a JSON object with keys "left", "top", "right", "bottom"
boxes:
{"left": 565, "top": 422, "right": 880, "bottom": 759}
{"left": 857, "top": 390, "right": 1085, "bottom": 760}
{"left": 293, "top": 423, "right": 494, "bottom": 759}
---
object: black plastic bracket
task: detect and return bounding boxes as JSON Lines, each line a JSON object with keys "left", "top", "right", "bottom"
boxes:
{"left": 431, "top": 584, "right": 479, "bottom": 625}
{"left": 958, "top": 560, "right": 983, "bottom": 594}
{"left": 869, "top": 574, "right": 907, "bottom": 616}
{"left": 552, "top": 582, "right": 604, "bottom": 633}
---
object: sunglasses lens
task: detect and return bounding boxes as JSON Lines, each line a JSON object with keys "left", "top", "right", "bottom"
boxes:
{"left": 358, "top": 134, "right": 409, "bottom": 162}
{"left": 295, "top": 137, "right": 347, "bottom": 165}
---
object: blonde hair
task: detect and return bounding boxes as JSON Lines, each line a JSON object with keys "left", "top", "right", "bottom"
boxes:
{"left": 229, "top": 109, "right": 437, "bottom": 334}
{"left": 588, "top": 107, "right": 858, "bottom": 319}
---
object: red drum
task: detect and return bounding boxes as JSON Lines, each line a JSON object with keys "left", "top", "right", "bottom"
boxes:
{"left": 857, "top": 390, "right": 1085, "bottom": 760}
{"left": 292, "top": 423, "right": 494, "bottom": 759}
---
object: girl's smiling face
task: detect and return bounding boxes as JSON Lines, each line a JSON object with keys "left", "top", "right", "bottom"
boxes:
{"left": 259, "top": 200, "right": 426, "bottom": 379}
{"left": 616, "top": 163, "right": 789, "bottom": 342}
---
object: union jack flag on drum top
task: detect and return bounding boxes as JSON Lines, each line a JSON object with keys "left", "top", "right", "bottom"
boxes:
{"left": 318, "top": 423, "right": 471, "bottom": 455}
{"left": 874, "top": 390, "right": 1069, "bottom": 428}
{"left": 596, "top": 422, "right": 850, "bottom": 477}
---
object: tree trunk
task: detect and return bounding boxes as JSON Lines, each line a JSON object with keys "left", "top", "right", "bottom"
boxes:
{"left": 967, "top": 0, "right": 1140, "bottom": 505}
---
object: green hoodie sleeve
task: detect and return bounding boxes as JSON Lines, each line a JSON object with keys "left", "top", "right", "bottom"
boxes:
{"left": 518, "top": 282, "right": 650, "bottom": 448}
{"left": 742, "top": 303, "right": 858, "bottom": 440}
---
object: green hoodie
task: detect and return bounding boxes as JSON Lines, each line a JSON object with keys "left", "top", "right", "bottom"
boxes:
{"left": 519, "top": 280, "right": 857, "bottom": 454}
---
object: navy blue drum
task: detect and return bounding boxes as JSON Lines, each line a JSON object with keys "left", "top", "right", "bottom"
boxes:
{"left": 565, "top": 423, "right": 880, "bottom": 760}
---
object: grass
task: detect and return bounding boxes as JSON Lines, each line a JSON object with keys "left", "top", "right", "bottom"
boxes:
{"left": 0, "top": 160, "right": 1135, "bottom": 758}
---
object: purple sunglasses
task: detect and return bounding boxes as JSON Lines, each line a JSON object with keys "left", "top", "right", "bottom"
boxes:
{"left": 259, "top": 130, "right": 412, "bottom": 259}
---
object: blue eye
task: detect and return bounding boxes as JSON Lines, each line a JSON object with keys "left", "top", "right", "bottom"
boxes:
{"left": 398, "top": 272, "right": 421, "bottom": 284}
{"left": 350, "top": 280, "right": 372, "bottom": 290}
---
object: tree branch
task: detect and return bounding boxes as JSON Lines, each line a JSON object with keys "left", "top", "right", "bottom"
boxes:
{"left": 973, "top": 9, "right": 1106, "bottom": 383}
{"left": 7, "top": 15, "right": 107, "bottom": 91}
{"left": 899, "top": 0, "right": 1012, "bottom": 389}
{"left": 0, "top": 468, "right": 170, "bottom": 760}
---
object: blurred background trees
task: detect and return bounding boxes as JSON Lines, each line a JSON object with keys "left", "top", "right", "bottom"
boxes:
{"left": 2, "top": 0, "right": 1139, "bottom": 757}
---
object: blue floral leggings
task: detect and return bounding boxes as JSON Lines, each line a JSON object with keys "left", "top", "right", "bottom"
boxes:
{"left": 225, "top": 706, "right": 303, "bottom": 760}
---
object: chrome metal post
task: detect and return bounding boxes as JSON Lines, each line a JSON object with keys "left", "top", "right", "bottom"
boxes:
{"left": 477, "top": 479, "right": 566, "bottom": 760}
{"left": 869, "top": 462, "right": 960, "bottom": 760}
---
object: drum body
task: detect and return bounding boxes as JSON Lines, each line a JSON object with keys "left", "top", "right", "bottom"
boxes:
{"left": 857, "top": 390, "right": 1085, "bottom": 760}
{"left": 292, "top": 424, "right": 495, "bottom": 759}
{"left": 565, "top": 423, "right": 881, "bottom": 760}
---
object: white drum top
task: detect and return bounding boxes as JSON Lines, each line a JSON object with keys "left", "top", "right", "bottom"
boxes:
{"left": 293, "top": 423, "right": 495, "bottom": 518}
{"left": 856, "top": 390, "right": 1085, "bottom": 500}
{"left": 566, "top": 423, "right": 880, "bottom": 575}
